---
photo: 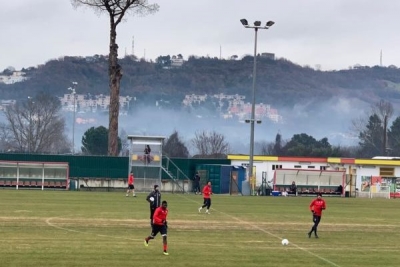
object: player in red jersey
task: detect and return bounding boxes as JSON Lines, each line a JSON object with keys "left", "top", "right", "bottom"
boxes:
{"left": 198, "top": 181, "right": 212, "bottom": 214}
{"left": 126, "top": 172, "right": 136, "bottom": 197}
{"left": 144, "top": 201, "right": 169, "bottom": 255}
{"left": 308, "top": 193, "right": 326, "bottom": 238}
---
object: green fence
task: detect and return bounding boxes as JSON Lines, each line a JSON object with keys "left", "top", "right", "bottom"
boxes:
{"left": 161, "top": 158, "right": 231, "bottom": 180}
{"left": 0, "top": 154, "right": 231, "bottom": 180}
{"left": 0, "top": 154, "right": 128, "bottom": 179}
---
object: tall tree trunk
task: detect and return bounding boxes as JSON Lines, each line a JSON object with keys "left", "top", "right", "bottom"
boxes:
{"left": 383, "top": 115, "right": 388, "bottom": 155}
{"left": 108, "top": 22, "right": 122, "bottom": 156}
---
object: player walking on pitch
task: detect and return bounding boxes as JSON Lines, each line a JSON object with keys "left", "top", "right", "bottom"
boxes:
{"left": 198, "top": 181, "right": 212, "bottom": 214}
{"left": 308, "top": 193, "right": 326, "bottom": 238}
{"left": 144, "top": 201, "right": 169, "bottom": 255}
{"left": 146, "top": 184, "right": 161, "bottom": 226}
{"left": 126, "top": 172, "right": 136, "bottom": 197}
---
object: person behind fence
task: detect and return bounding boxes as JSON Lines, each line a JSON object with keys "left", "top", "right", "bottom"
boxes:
{"left": 288, "top": 181, "right": 297, "bottom": 195}
{"left": 193, "top": 172, "right": 201, "bottom": 194}
{"left": 144, "top": 200, "right": 169, "bottom": 256}
{"left": 144, "top": 145, "right": 151, "bottom": 164}
{"left": 126, "top": 172, "right": 136, "bottom": 197}
{"left": 146, "top": 184, "right": 161, "bottom": 226}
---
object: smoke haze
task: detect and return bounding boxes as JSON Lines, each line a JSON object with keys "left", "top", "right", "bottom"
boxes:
{"left": 66, "top": 95, "right": 375, "bottom": 155}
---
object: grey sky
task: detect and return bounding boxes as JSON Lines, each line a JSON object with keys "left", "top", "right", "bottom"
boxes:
{"left": 1, "top": 0, "right": 400, "bottom": 71}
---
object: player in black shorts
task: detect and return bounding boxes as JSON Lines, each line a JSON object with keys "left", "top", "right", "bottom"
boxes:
{"left": 144, "top": 201, "right": 169, "bottom": 255}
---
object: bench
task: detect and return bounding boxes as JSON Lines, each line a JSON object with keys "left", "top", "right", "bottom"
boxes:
{"left": 274, "top": 184, "right": 343, "bottom": 197}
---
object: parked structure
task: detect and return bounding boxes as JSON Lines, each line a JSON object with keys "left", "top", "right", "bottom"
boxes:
{"left": 228, "top": 155, "right": 400, "bottom": 198}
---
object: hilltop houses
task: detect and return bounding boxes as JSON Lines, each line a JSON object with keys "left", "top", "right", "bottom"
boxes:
{"left": 182, "top": 93, "right": 282, "bottom": 123}
{"left": 0, "top": 71, "right": 29, "bottom": 84}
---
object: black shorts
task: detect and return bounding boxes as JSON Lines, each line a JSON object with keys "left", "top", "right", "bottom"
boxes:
{"left": 203, "top": 198, "right": 211, "bottom": 206}
{"left": 128, "top": 184, "right": 134, "bottom": 190}
{"left": 150, "top": 208, "right": 156, "bottom": 219}
{"left": 151, "top": 224, "right": 167, "bottom": 237}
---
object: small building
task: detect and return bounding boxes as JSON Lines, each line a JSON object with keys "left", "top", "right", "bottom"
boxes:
{"left": 227, "top": 155, "right": 400, "bottom": 198}
{"left": 261, "top": 52, "right": 275, "bottom": 60}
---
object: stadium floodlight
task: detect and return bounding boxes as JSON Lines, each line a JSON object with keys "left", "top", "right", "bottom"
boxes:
{"left": 240, "top": 19, "right": 275, "bottom": 193}
{"left": 254, "top": 21, "right": 261, "bottom": 27}
{"left": 266, "top": 21, "right": 275, "bottom": 27}
{"left": 240, "top": 19, "right": 248, "bottom": 26}
{"left": 68, "top": 82, "right": 78, "bottom": 155}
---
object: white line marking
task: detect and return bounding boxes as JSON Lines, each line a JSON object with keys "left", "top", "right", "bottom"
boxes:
{"left": 180, "top": 195, "right": 341, "bottom": 267}
{"left": 45, "top": 217, "right": 143, "bottom": 241}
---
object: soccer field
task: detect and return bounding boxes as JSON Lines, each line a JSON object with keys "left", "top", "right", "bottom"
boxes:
{"left": 1, "top": 190, "right": 400, "bottom": 267}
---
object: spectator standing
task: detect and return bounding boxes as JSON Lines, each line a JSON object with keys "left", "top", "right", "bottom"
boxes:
{"left": 193, "top": 172, "right": 201, "bottom": 194}
{"left": 144, "top": 145, "right": 151, "bottom": 164}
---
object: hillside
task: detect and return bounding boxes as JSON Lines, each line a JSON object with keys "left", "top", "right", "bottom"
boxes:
{"left": 2, "top": 55, "right": 400, "bottom": 109}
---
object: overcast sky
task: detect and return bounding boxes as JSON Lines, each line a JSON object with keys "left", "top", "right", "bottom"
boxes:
{"left": 1, "top": 0, "right": 400, "bottom": 71}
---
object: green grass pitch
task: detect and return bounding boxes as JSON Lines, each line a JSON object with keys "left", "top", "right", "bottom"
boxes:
{"left": 1, "top": 190, "right": 400, "bottom": 267}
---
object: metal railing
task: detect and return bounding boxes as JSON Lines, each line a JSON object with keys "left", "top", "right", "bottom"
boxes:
{"left": 162, "top": 156, "right": 191, "bottom": 193}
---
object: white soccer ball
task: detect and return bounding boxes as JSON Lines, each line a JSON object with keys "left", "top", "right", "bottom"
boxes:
{"left": 281, "top": 239, "right": 289, "bottom": 246}
{"left": 149, "top": 197, "right": 154, "bottom": 202}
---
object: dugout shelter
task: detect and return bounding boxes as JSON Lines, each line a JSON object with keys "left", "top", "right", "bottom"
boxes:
{"left": 273, "top": 169, "right": 346, "bottom": 196}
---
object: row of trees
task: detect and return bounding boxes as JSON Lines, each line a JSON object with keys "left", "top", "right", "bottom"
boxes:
{"left": 0, "top": 91, "right": 230, "bottom": 156}
{"left": 0, "top": 91, "right": 398, "bottom": 159}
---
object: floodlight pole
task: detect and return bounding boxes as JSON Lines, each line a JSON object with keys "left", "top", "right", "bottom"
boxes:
{"left": 68, "top": 82, "right": 78, "bottom": 155}
{"left": 240, "top": 19, "right": 274, "bottom": 193}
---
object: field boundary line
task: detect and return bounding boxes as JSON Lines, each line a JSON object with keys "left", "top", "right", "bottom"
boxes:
{"left": 45, "top": 217, "right": 143, "bottom": 241}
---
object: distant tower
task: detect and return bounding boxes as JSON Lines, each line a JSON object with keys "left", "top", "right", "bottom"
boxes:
{"left": 220, "top": 45, "right": 222, "bottom": 60}
{"left": 132, "top": 36, "right": 135, "bottom": 56}
{"left": 380, "top": 50, "right": 383, "bottom": 66}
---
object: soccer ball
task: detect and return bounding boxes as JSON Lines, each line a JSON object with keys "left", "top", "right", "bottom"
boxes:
{"left": 149, "top": 197, "right": 154, "bottom": 202}
{"left": 281, "top": 239, "right": 289, "bottom": 246}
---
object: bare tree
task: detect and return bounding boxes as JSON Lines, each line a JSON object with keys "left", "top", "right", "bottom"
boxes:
{"left": 119, "top": 128, "right": 130, "bottom": 156}
{"left": 257, "top": 141, "right": 273, "bottom": 155}
{"left": 0, "top": 123, "right": 15, "bottom": 152}
{"left": 351, "top": 99, "right": 394, "bottom": 156}
{"left": 192, "top": 131, "right": 209, "bottom": 156}
{"left": 191, "top": 130, "right": 229, "bottom": 158}
{"left": 373, "top": 100, "right": 393, "bottom": 154}
{"left": 3, "top": 93, "right": 69, "bottom": 153}
{"left": 71, "top": 0, "right": 159, "bottom": 156}
{"left": 350, "top": 116, "right": 369, "bottom": 138}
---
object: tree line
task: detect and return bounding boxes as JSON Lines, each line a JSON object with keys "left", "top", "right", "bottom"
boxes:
{"left": 0, "top": 92, "right": 398, "bottom": 159}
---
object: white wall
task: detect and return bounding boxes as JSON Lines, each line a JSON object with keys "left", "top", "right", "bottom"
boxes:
{"left": 231, "top": 159, "right": 329, "bottom": 186}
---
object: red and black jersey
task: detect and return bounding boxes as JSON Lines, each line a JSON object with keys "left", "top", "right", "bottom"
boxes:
{"left": 202, "top": 185, "right": 212, "bottom": 199}
{"left": 128, "top": 174, "right": 134, "bottom": 185}
{"left": 153, "top": 206, "right": 168, "bottom": 225}
{"left": 309, "top": 198, "right": 326, "bottom": 216}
